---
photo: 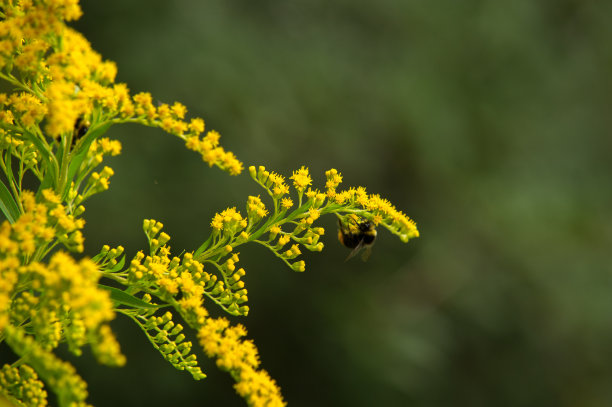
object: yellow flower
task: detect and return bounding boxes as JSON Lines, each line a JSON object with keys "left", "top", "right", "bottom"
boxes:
{"left": 211, "top": 213, "right": 224, "bottom": 231}
{"left": 189, "top": 118, "right": 205, "bottom": 134}
{"left": 92, "top": 325, "right": 126, "bottom": 366}
{"left": 7, "top": 92, "right": 47, "bottom": 128}
{"left": 333, "top": 190, "right": 351, "bottom": 204}
{"left": 198, "top": 318, "right": 285, "bottom": 407}
{"left": 91, "top": 138, "right": 122, "bottom": 156}
{"left": 246, "top": 195, "right": 268, "bottom": 221}
{"left": 222, "top": 151, "right": 244, "bottom": 176}
{"left": 277, "top": 235, "right": 290, "bottom": 247}
{"left": 283, "top": 244, "right": 301, "bottom": 258}
{"left": 305, "top": 208, "right": 320, "bottom": 224}
{"left": 209, "top": 208, "right": 247, "bottom": 235}
{"left": 325, "top": 168, "right": 343, "bottom": 191}
{"left": 184, "top": 131, "right": 244, "bottom": 175}
{"left": 280, "top": 197, "right": 293, "bottom": 209}
{"left": 269, "top": 225, "right": 281, "bottom": 236}
{"left": 44, "top": 80, "right": 83, "bottom": 137}
{"left": 171, "top": 102, "right": 187, "bottom": 118}
{"left": 204, "top": 130, "right": 221, "bottom": 146}
{"left": 133, "top": 92, "right": 156, "bottom": 118}
{"left": 290, "top": 166, "right": 312, "bottom": 192}
{"left": 0, "top": 109, "right": 14, "bottom": 125}
{"left": 291, "top": 260, "right": 305, "bottom": 272}
{"left": 0, "top": 364, "right": 48, "bottom": 406}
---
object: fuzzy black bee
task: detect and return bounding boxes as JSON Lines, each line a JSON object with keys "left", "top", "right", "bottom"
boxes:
{"left": 72, "top": 117, "right": 89, "bottom": 147}
{"left": 337, "top": 214, "right": 377, "bottom": 261}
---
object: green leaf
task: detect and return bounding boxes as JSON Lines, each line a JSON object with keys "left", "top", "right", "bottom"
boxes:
{"left": 91, "top": 251, "right": 105, "bottom": 262}
{"left": 109, "top": 255, "right": 126, "bottom": 272}
{"left": 0, "top": 179, "right": 20, "bottom": 223}
{"left": 99, "top": 284, "right": 165, "bottom": 309}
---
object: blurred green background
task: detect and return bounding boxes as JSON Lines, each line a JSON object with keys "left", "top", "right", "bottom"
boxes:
{"left": 61, "top": 0, "right": 612, "bottom": 406}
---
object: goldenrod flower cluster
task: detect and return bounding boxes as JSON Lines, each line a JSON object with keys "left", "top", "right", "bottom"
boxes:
{"left": 0, "top": 190, "right": 124, "bottom": 374}
{"left": 176, "top": 165, "right": 418, "bottom": 404}
{"left": 0, "top": 187, "right": 124, "bottom": 407}
{"left": 290, "top": 165, "right": 313, "bottom": 193}
{"left": 0, "top": 1, "right": 419, "bottom": 406}
{"left": 197, "top": 165, "right": 418, "bottom": 274}
{"left": 199, "top": 318, "right": 285, "bottom": 407}
{"left": 0, "top": 190, "right": 84, "bottom": 277}
{"left": 105, "top": 220, "right": 282, "bottom": 405}
{"left": 0, "top": 0, "right": 241, "bottom": 210}
{"left": 127, "top": 220, "right": 250, "bottom": 319}
{"left": 139, "top": 311, "right": 206, "bottom": 381}
{"left": 321, "top": 169, "right": 420, "bottom": 242}
{"left": 4, "top": 325, "right": 91, "bottom": 407}
{"left": 0, "top": 363, "right": 47, "bottom": 406}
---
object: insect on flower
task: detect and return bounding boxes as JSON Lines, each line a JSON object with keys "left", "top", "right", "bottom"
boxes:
{"left": 337, "top": 214, "right": 377, "bottom": 261}
{"left": 72, "top": 116, "right": 90, "bottom": 147}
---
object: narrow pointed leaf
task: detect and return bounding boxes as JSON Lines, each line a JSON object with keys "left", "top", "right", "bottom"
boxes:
{"left": 99, "top": 284, "right": 165, "bottom": 309}
{"left": 0, "top": 179, "right": 20, "bottom": 223}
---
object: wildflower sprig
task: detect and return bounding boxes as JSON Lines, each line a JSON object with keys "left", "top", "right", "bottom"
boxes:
{"left": 120, "top": 219, "right": 250, "bottom": 318}
{"left": 91, "top": 243, "right": 125, "bottom": 274}
{"left": 0, "top": 191, "right": 125, "bottom": 376}
{"left": 92, "top": 220, "right": 282, "bottom": 405}
{"left": 123, "top": 311, "right": 206, "bottom": 381}
{"left": 0, "top": 363, "right": 47, "bottom": 407}
{"left": 193, "top": 165, "right": 419, "bottom": 273}
{"left": 199, "top": 317, "right": 284, "bottom": 407}
{"left": 0, "top": 0, "right": 242, "bottom": 226}
{"left": 3, "top": 325, "right": 90, "bottom": 407}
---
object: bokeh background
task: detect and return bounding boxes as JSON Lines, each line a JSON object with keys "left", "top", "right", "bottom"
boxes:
{"left": 54, "top": 0, "right": 612, "bottom": 405}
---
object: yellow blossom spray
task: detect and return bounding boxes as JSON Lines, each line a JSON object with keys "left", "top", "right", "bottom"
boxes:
{"left": 0, "top": 2, "right": 418, "bottom": 406}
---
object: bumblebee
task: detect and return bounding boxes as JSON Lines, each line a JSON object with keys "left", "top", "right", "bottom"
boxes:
{"left": 337, "top": 214, "right": 377, "bottom": 261}
{"left": 72, "top": 117, "right": 89, "bottom": 147}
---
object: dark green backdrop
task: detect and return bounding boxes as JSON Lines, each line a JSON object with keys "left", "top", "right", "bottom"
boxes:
{"left": 60, "top": 0, "right": 612, "bottom": 406}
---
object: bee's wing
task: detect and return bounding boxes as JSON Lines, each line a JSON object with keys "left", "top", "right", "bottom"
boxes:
{"left": 345, "top": 238, "right": 375, "bottom": 262}
{"left": 345, "top": 239, "right": 366, "bottom": 262}
{"left": 360, "top": 246, "right": 373, "bottom": 262}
